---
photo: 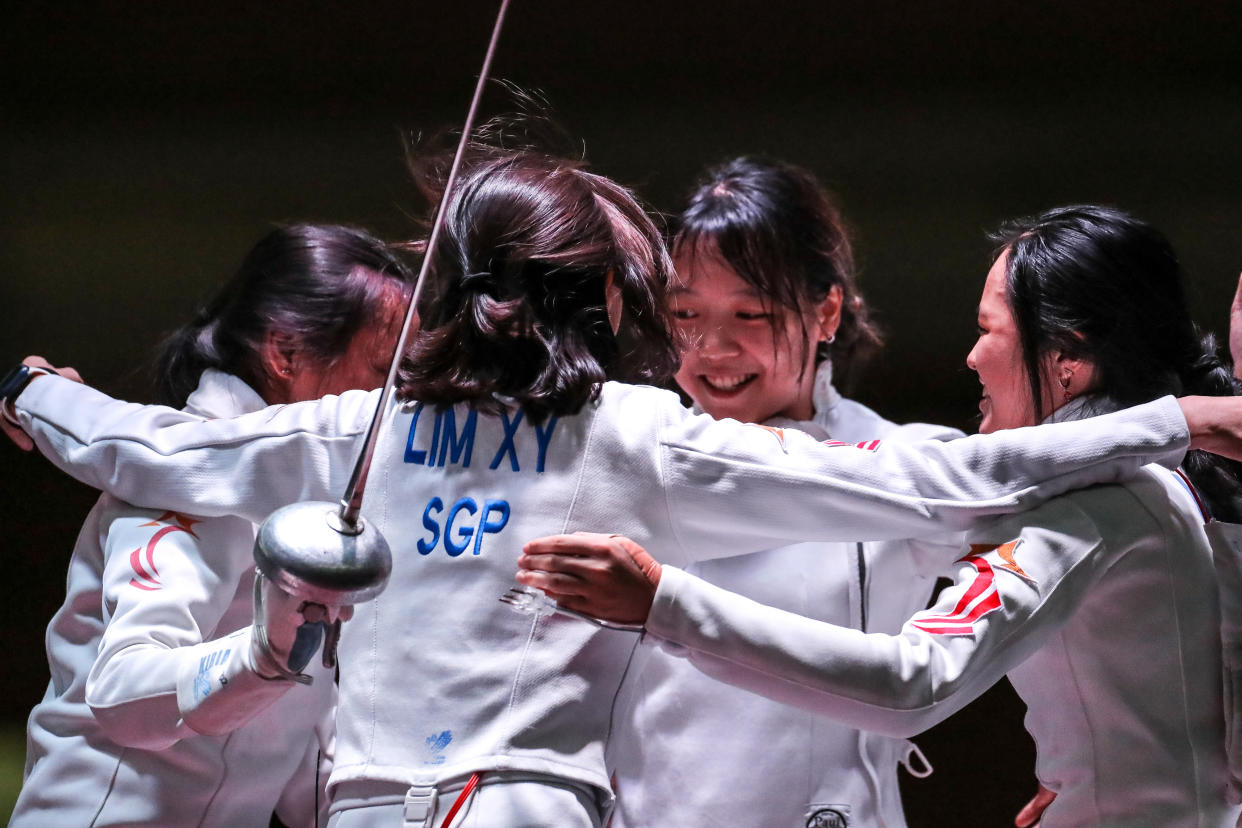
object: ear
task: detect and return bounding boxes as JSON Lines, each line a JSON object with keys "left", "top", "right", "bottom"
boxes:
{"left": 815, "top": 285, "right": 845, "bottom": 342}
{"left": 1046, "top": 348, "right": 1097, "bottom": 399}
{"left": 259, "top": 330, "right": 299, "bottom": 403}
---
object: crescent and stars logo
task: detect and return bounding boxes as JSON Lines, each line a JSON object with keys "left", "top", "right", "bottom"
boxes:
{"left": 128, "top": 511, "right": 200, "bottom": 590}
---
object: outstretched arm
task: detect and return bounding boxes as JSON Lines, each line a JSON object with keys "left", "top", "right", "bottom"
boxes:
{"left": 522, "top": 486, "right": 1135, "bottom": 737}
{"left": 9, "top": 368, "right": 377, "bottom": 524}
{"left": 656, "top": 394, "right": 1191, "bottom": 561}
{"left": 9, "top": 363, "right": 1242, "bottom": 551}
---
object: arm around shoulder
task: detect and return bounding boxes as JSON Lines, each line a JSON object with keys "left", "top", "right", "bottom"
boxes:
{"left": 645, "top": 491, "right": 1116, "bottom": 737}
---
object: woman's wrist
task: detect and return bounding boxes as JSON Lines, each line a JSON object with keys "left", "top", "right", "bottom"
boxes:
{"left": 0, "top": 363, "right": 55, "bottom": 426}
{"left": 1180, "top": 395, "right": 1242, "bottom": 461}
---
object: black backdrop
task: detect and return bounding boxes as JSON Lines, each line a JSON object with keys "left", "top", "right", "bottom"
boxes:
{"left": 3, "top": 2, "right": 1241, "bottom": 823}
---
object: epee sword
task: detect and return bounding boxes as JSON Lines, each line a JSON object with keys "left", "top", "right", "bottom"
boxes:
{"left": 252, "top": 0, "right": 514, "bottom": 656}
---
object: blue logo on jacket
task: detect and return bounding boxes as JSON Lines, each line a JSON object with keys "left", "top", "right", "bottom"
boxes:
{"left": 424, "top": 730, "right": 452, "bottom": 765}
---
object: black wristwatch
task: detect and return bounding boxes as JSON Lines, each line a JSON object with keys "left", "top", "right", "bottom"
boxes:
{"left": 0, "top": 363, "right": 57, "bottom": 405}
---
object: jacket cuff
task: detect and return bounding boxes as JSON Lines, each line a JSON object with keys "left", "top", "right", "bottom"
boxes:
{"left": 176, "top": 627, "right": 299, "bottom": 735}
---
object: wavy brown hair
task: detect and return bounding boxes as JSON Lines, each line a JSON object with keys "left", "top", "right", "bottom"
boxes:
{"left": 398, "top": 147, "right": 679, "bottom": 423}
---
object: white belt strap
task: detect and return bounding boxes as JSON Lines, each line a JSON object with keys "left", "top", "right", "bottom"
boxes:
{"left": 403, "top": 784, "right": 438, "bottom": 828}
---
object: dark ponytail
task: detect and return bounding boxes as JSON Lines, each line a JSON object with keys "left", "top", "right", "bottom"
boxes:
{"left": 993, "top": 205, "right": 1242, "bottom": 522}
{"left": 398, "top": 147, "right": 678, "bottom": 423}
{"left": 1179, "top": 332, "right": 1242, "bottom": 522}
{"left": 155, "top": 223, "right": 414, "bottom": 407}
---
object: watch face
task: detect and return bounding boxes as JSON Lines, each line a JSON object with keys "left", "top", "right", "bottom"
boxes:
{"left": 0, "top": 364, "right": 31, "bottom": 400}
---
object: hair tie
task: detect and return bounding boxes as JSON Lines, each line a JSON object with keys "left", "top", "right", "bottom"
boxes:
{"left": 460, "top": 270, "right": 495, "bottom": 292}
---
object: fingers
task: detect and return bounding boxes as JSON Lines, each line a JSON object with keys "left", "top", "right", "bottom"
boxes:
{"left": 21, "top": 356, "right": 83, "bottom": 385}
{"left": 523, "top": 533, "right": 618, "bottom": 557}
{"left": 58, "top": 366, "right": 84, "bottom": 384}
{"left": 1014, "top": 784, "right": 1056, "bottom": 827}
{"left": 0, "top": 415, "right": 34, "bottom": 451}
{"left": 515, "top": 568, "right": 590, "bottom": 597}
{"left": 517, "top": 551, "right": 600, "bottom": 573}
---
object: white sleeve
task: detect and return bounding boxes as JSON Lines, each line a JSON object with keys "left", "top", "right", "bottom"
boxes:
{"left": 84, "top": 507, "right": 261, "bottom": 749}
{"left": 14, "top": 376, "right": 378, "bottom": 524}
{"left": 658, "top": 396, "right": 1186, "bottom": 564}
{"left": 646, "top": 487, "right": 1145, "bottom": 737}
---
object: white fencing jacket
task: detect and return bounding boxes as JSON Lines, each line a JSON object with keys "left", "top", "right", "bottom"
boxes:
{"left": 12, "top": 371, "right": 334, "bottom": 828}
{"left": 609, "top": 368, "right": 962, "bottom": 828}
{"left": 13, "top": 377, "right": 1191, "bottom": 811}
{"left": 643, "top": 399, "right": 1239, "bottom": 827}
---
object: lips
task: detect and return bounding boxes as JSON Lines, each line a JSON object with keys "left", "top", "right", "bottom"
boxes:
{"left": 701, "top": 374, "right": 757, "bottom": 392}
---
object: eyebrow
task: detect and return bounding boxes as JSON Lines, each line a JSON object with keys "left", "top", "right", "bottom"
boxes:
{"left": 667, "top": 284, "right": 763, "bottom": 300}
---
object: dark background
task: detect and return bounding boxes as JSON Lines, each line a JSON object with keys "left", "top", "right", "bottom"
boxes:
{"left": 3, "top": 2, "right": 1241, "bottom": 823}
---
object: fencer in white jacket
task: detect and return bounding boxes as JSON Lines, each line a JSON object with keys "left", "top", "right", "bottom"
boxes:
{"left": 639, "top": 399, "right": 1239, "bottom": 827}
{"left": 607, "top": 363, "right": 962, "bottom": 828}
{"left": 8, "top": 371, "right": 1203, "bottom": 825}
{"left": 537, "top": 203, "right": 1242, "bottom": 827}
{"left": 11, "top": 370, "right": 335, "bottom": 828}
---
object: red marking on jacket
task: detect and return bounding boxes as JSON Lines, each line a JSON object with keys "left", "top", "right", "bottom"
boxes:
{"left": 1174, "top": 468, "right": 1211, "bottom": 522}
{"left": 821, "top": 438, "right": 881, "bottom": 452}
{"left": 909, "top": 552, "right": 1002, "bottom": 635}
{"left": 128, "top": 513, "right": 200, "bottom": 591}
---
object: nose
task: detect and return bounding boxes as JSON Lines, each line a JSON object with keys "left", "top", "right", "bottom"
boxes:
{"left": 697, "top": 322, "right": 741, "bottom": 359}
{"left": 965, "top": 340, "right": 980, "bottom": 373}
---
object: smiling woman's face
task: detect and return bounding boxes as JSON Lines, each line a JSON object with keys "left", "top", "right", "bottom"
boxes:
{"left": 966, "top": 252, "right": 1039, "bottom": 433}
{"left": 670, "top": 249, "right": 826, "bottom": 425}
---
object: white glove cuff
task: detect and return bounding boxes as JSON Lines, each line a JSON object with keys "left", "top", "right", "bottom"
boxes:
{"left": 175, "top": 627, "right": 301, "bottom": 736}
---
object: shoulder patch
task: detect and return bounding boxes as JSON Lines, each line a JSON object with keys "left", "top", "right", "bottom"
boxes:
{"left": 821, "top": 438, "right": 881, "bottom": 452}
{"left": 909, "top": 552, "right": 1002, "bottom": 636}
{"left": 128, "top": 511, "right": 200, "bottom": 591}
{"left": 907, "top": 538, "right": 1031, "bottom": 636}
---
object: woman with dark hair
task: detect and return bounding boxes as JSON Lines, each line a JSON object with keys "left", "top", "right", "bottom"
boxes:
{"left": 607, "top": 157, "right": 959, "bottom": 828}
{"left": 5, "top": 155, "right": 1237, "bottom": 826}
{"left": 521, "top": 205, "right": 1242, "bottom": 827}
{"left": 10, "top": 223, "right": 413, "bottom": 827}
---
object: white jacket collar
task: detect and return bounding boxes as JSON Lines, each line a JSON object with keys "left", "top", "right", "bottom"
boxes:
{"left": 183, "top": 369, "right": 268, "bottom": 419}
{"left": 1044, "top": 393, "right": 1120, "bottom": 425}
